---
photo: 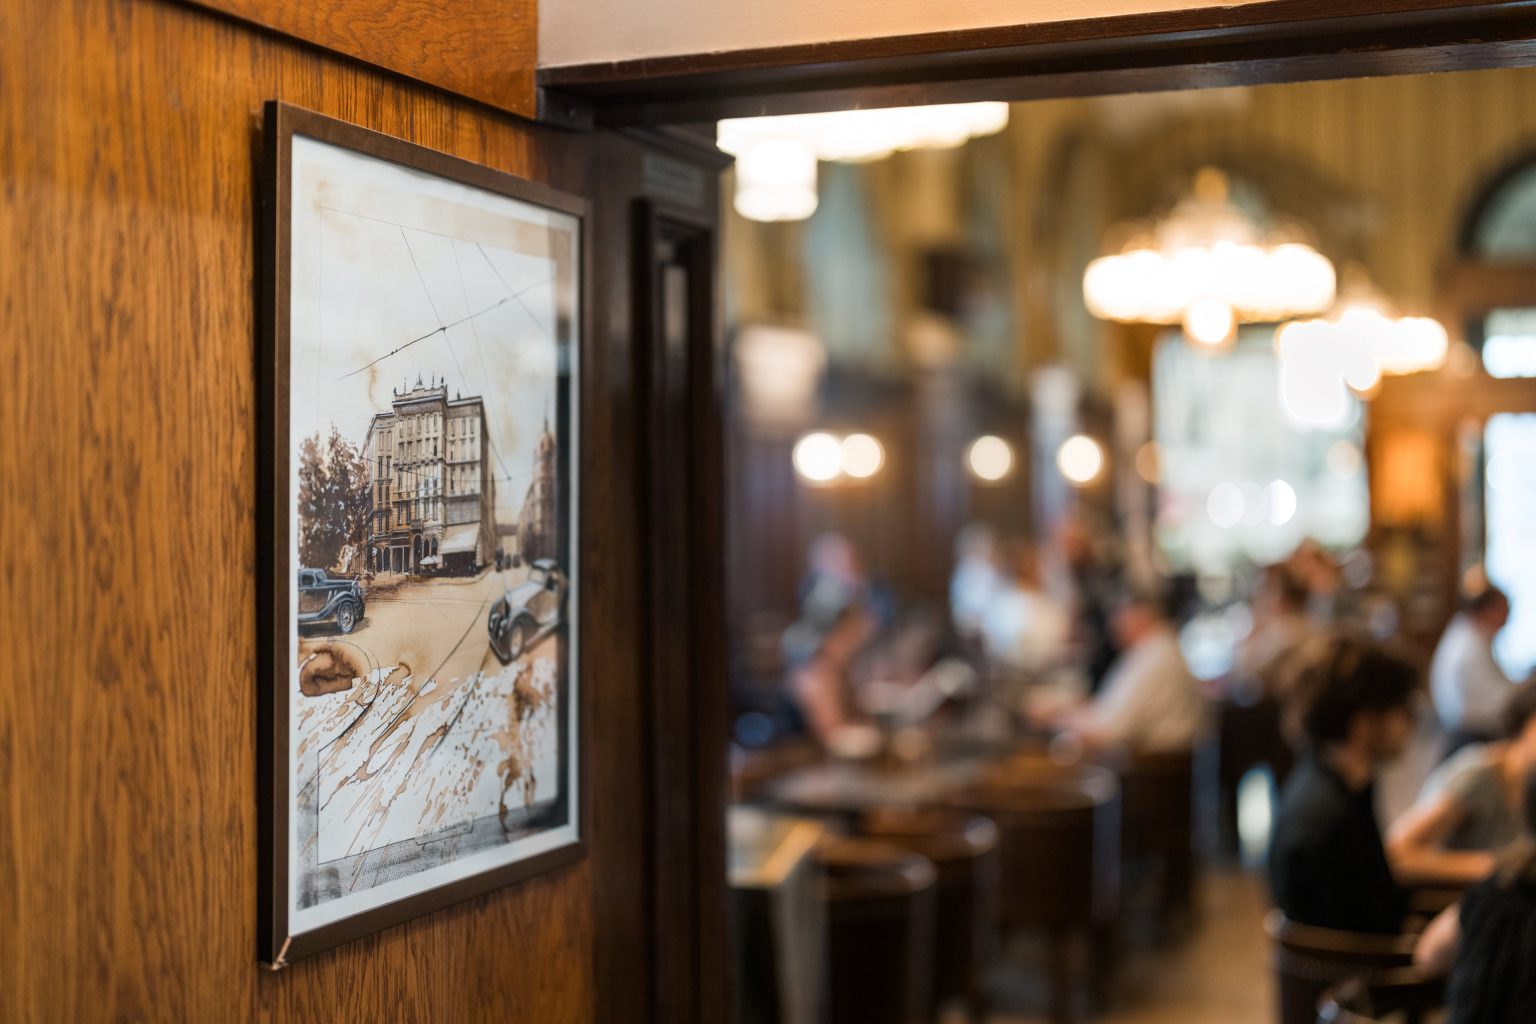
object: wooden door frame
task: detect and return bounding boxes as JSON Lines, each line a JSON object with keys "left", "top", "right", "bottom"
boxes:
{"left": 539, "top": 0, "right": 1536, "bottom": 126}
{"left": 553, "top": 10, "right": 1536, "bottom": 1024}
{"left": 633, "top": 191, "right": 731, "bottom": 1024}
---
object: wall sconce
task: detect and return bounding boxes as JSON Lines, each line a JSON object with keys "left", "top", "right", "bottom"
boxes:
{"left": 839, "top": 433, "right": 884, "bottom": 479}
{"left": 735, "top": 325, "right": 826, "bottom": 425}
{"left": 793, "top": 430, "right": 885, "bottom": 484}
{"left": 1057, "top": 434, "right": 1105, "bottom": 486}
{"left": 966, "top": 435, "right": 1014, "bottom": 482}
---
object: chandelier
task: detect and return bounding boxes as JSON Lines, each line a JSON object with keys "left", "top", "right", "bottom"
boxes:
{"left": 718, "top": 104, "right": 1011, "bottom": 223}
{"left": 1082, "top": 167, "right": 1337, "bottom": 346}
{"left": 1275, "top": 266, "right": 1449, "bottom": 427}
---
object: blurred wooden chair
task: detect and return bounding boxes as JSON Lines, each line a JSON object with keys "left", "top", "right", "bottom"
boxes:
{"left": 956, "top": 764, "right": 1121, "bottom": 1024}
{"left": 1119, "top": 748, "right": 1198, "bottom": 929}
{"left": 1216, "top": 694, "right": 1294, "bottom": 860}
{"left": 730, "top": 808, "right": 827, "bottom": 1024}
{"left": 1317, "top": 967, "right": 1446, "bottom": 1024}
{"left": 817, "top": 836, "right": 938, "bottom": 1024}
{"left": 1265, "top": 913, "right": 1418, "bottom": 1024}
{"left": 857, "top": 807, "right": 1001, "bottom": 1023}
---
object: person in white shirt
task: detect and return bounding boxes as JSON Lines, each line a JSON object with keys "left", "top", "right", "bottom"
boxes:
{"left": 950, "top": 523, "right": 1002, "bottom": 642}
{"left": 1061, "top": 588, "right": 1208, "bottom": 753}
{"left": 1431, "top": 586, "right": 1518, "bottom": 753}
{"left": 981, "top": 538, "right": 1070, "bottom": 678}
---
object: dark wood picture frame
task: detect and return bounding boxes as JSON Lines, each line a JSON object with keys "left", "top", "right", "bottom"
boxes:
{"left": 256, "top": 101, "right": 589, "bottom": 967}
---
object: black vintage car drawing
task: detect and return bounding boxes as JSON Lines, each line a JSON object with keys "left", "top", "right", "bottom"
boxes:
{"left": 297, "top": 568, "right": 366, "bottom": 635}
{"left": 488, "top": 559, "right": 567, "bottom": 664}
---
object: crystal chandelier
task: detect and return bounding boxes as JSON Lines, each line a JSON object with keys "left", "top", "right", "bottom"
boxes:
{"left": 1082, "top": 167, "right": 1337, "bottom": 346}
{"left": 718, "top": 104, "right": 1011, "bottom": 223}
{"left": 1275, "top": 266, "right": 1449, "bottom": 427}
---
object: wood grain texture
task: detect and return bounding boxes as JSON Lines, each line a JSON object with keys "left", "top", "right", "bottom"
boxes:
{"left": 0, "top": 1, "right": 622, "bottom": 1020}
{"left": 181, "top": 0, "right": 537, "bottom": 117}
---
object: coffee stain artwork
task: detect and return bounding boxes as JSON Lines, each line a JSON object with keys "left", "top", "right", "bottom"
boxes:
{"left": 294, "top": 630, "right": 562, "bottom": 891}
{"left": 275, "top": 130, "right": 578, "bottom": 935}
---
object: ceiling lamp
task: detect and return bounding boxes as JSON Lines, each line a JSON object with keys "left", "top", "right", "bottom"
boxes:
{"left": 1274, "top": 268, "right": 1449, "bottom": 427}
{"left": 732, "top": 138, "right": 818, "bottom": 223}
{"left": 718, "top": 104, "right": 1011, "bottom": 223}
{"left": 1082, "top": 167, "right": 1336, "bottom": 346}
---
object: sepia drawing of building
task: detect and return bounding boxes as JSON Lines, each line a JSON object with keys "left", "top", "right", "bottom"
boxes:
{"left": 518, "top": 418, "right": 558, "bottom": 562}
{"left": 363, "top": 374, "right": 497, "bottom": 575}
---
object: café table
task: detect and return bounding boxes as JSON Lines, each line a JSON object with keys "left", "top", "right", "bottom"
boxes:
{"left": 729, "top": 806, "right": 827, "bottom": 1024}
{"left": 762, "top": 757, "right": 987, "bottom": 824}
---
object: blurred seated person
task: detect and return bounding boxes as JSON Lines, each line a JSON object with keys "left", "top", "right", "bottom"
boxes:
{"left": 1269, "top": 638, "right": 1417, "bottom": 934}
{"left": 1389, "top": 685, "right": 1536, "bottom": 887}
{"left": 859, "top": 608, "right": 978, "bottom": 725}
{"left": 1415, "top": 768, "right": 1536, "bottom": 1023}
{"left": 949, "top": 523, "right": 1002, "bottom": 644}
{"left": 1287, "top": 538, "right": 1344, "bottom": 624}
{"left": 981, "top": 538, "right": 1069, "bottom": 681}
{"left": 799, "top": 533, "right": 895, "bottom": 634}
{"left": 1051, "top": 514, "right": 1119, "bottom": 691}
{"left": 1236, "top": 563, "right": 1322, "bottom": 705}
{"left": 782, "top": 600, "right": 879, "bottom": 755}
{"left": 1431, "top": 585, "right": 1519, "bottom": 755}
{"left": 1051, "top": 586, "right": 1206, "bottom": 754}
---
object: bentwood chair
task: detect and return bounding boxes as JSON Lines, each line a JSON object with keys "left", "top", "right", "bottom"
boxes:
{"left": 817, "top": 836, "right": 938, "bottom": 1024}
{"left": 956, "top": 764, "right": 1122, "bottom": 1024}
{"left": 857, "top": 806, "right": 1001, "bottom": 1023}
{"left": 1265, "top": 913, "right": 1418, "bottom": 1024}
{"left": 1317, "top": 967, "right": 1446, "bottom": 1024}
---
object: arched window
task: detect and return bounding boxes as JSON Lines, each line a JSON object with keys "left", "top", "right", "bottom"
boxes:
{"left": 1461, "top": 152, "right": 1536, "bottom": 378}
{"left": 1456, "top": 152, "right": 1536, "bottom": 678}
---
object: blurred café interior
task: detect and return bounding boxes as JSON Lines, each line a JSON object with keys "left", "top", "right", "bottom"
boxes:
{"left": 718, "top": 68, "right": 1536, "bottom": 1024}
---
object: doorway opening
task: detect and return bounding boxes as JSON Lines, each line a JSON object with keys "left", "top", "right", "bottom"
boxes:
{"left": 705, "top": 67, "right": 1536, "bottom": 1024}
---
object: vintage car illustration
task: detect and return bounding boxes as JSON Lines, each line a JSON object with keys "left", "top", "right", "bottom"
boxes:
{"left": 487, "top": 559, "right": 567, "bottom": 664}
{"left": 297, "top": 567, "right": 366, "bottom": 635}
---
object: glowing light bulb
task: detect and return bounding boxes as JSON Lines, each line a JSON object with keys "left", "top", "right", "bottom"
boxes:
{"left": 966, "top": 435, "right": 1014, "bottom": 482}
{"left": 839, "top": 433, "right": 884, "bottom": 479}
{"left": 1057, "top": 434, "right": 1105, "bottom": 485}
{"left": 1184, "top": 298, "right": 1236, "bottom": 347}
{"left": 792, "top": 432, "right": 842, "bottom": 483}
{"left": 1267, "top": 480, "right": 1298, "bottom": 526}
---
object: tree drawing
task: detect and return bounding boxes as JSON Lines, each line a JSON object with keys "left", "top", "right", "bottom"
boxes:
{"left": 297, "top": 426, "right": 371, "bottom": 571}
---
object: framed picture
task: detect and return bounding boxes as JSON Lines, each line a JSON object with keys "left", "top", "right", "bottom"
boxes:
{"left": 257, "top": 102, "right": 585, "bottom": 966}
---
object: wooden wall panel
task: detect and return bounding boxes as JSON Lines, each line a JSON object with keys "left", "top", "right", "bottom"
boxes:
{"left": 181, "top": 0, "right": 538, "bottom": 117}
{"left": 0, "top": 1, "right": 610, "bottom": 1020}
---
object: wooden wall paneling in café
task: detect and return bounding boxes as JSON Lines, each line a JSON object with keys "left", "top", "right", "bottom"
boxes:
{"left": 181, "top": 0, "right": 538, "bottom": 117}
{"left": 0, "top": 0, "right": 656, "bottom": 1019}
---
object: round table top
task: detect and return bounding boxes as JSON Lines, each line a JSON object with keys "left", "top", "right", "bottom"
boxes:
{"left": 765, "top": 758, "right": 983, "bottom": 817}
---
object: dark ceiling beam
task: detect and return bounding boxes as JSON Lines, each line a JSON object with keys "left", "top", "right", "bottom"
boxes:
{"left": 537, "top": 0, "right": 1536, "bottom": 125}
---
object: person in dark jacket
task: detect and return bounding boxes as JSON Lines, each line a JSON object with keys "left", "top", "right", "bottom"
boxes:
{"left": 1416, "top": 768, "right": 1536, "bottom": 1024}
{"left": 1268, "top": 636, "right": 1418, "bottom": 934}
